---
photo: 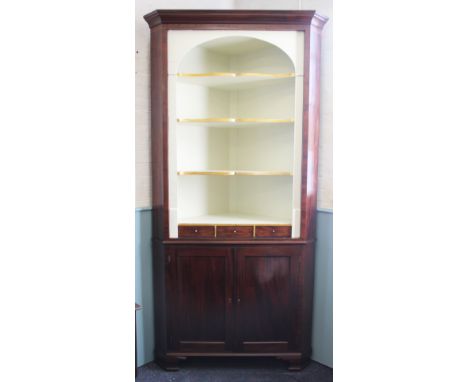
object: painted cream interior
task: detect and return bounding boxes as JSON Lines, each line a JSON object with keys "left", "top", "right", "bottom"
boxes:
{"left": 167, "top": 31, "right": 305, "bottom": 238}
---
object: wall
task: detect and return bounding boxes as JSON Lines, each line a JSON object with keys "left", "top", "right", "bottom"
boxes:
{"left": 135, "top": 208, "right": 153, "bottom": 367}
{"left": 135, "top": 0, "right": 333, "bottom": 369}
{"left": 312, "top": 209, "right": 333, "bottom": 366}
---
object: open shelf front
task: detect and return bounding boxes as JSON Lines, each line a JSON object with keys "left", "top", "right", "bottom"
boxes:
{"left": 168, "top": 32, "right": 304, "bottom": 238}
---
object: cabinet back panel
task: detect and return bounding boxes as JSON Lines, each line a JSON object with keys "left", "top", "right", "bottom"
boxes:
{"left": 176, "top": 82, "right": 231, "bottom": 118}
{"left": 233, "top": 126, "right": 293, "bottom": 172}
{"left": 230, "top": 176, "right": 292, "bottom": 220}
{"left": 177, "top": 176, "right": 230, "bottom": 219}
{"left": 177, "top": 126, "right": 230, "bottom": 170}
{"left": 177, "top": 176, "right": 292, "bottom": 223}
{"left": 176, "top": 81, "right": 294, "bottom": 121}
{"left": 177, "top": 126, "right": 293, "bottom": 172}
{"left": 236, "top": 80, "right": 295, "bottom": 119}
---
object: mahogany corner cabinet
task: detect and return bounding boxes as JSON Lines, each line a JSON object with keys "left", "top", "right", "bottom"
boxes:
{"left": 143, "top": 9, "right": 328, "bottom": 371}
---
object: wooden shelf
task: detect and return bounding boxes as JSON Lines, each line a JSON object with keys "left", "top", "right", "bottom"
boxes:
{"left": 177, "top": 170, "right": 293, "bottom": 176}
{"left": 177, "top": 118, "right": 293, "bottom": 123}
{"left": 177, "top": 118, "right": 294, "bottom": 128}
{"left": 178, "top": 213, "right": 291, "bottom": 226}
{"left": 177, "top": 170, "right": 234, "bottom": 176}
{"left": 178, "top": 72, "right": 295, "bottom": 77}
{"left": 177, "top": 72, "right": 296, "bottom": 89}
{"left": 236, "top": 170, "right": 292, "bottom": 176}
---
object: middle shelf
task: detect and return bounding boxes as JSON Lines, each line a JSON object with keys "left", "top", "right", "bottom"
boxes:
{"left": 176, "top": 72, "right": 296, "bottom": 90}
{"left": 177, "top": 170, "right": 293, "bottom": 176}
{"left": 177, "top": 118, "right": 294, "bottom": 128}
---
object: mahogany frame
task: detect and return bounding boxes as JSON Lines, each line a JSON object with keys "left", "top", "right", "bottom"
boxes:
{"left": 144, "top": 10, "right": 327, "bottom": 371}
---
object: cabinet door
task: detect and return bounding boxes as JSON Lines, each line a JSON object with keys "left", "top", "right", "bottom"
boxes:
{"left": 236, "top": 246, "right": 301, "bottom": 353}
{"left": 167, "top": 246, "right": 233, "bottom": 352}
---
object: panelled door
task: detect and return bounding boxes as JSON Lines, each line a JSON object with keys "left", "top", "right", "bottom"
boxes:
{"left": 167, "top": 246, "right": 234, "bottom": 352}
{"left": 235, "top": 246, "right": 301, "bottom": 353}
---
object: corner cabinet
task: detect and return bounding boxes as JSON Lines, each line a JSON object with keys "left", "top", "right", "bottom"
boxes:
{"left": 144, "top": 10, "right": 327, "bottom": 371}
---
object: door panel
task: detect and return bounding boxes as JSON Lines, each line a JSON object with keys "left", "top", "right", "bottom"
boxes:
{"left": 236, "top": 246, "right": 300, "bottom": 352}
{"left": 168, "top": 246, "right": 233, "bottom": 352}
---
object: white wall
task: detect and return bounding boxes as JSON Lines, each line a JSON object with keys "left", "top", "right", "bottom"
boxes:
{"left": 135, "top": 0, "right": 333, "bottom": 210}
{"left": 135, "top": 0, "right": 235, "bottom": 208}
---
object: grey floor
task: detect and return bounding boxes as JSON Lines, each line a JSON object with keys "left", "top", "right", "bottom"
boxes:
{"left": 136, "top": 357, "right": 333, "bottom": 382}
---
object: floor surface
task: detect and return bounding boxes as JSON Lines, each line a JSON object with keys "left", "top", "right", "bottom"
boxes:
{"left": 136, "top": 357, "right": 333, "bottom": 381}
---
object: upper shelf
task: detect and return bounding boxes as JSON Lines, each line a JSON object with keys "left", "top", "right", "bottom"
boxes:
{"left": 176, "top": 72, "right": 296, "bottom": 89}
{"left": 177, "top": 118, "right": 294, "bottom": 128}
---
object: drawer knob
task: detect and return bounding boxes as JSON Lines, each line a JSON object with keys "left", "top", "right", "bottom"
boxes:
{"left": 194, "top": 229, "right": 198, "bottom": 233}
{"left": 233, "top": 229, "right": 237, "bottom": 233}
{"left": 272, "top": 229, "right": 276, "bottom": 233}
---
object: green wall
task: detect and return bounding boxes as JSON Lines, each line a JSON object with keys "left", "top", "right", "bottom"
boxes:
{"left": 135, "top": 208, "right": 333, "bottom": 367}
{"left": 312, "top": 209, "right": 333, "bottom": 366}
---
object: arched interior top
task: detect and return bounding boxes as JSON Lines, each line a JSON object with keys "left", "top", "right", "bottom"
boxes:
{"left": 177, "top": 36, "right": 296, "bottom": 74}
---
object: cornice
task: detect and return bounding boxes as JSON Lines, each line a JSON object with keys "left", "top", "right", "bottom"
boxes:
{"left": 144, "top": 10, "right": 328, "bottom": 29}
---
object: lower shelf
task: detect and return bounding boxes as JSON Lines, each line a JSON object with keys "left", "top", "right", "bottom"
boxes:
{"left": 178, "top": 213, "right": 290, "bottom": 225}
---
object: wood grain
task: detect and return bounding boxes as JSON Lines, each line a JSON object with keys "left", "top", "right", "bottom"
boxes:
{"left": 178, "top": 225, "right": 215, "bottom": 239}
{"left": 217, "top": 226, "right": 254, "bottom": 239}
{"left": 255, "top": 225, "right": 291, "bottom": 238}
{"left": 144, "top": 10, "right": 325, "bottom": 28}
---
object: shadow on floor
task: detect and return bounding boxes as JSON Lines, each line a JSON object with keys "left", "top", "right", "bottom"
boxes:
{"left": 136, "top": 357, "right": 333, "bottom": 382}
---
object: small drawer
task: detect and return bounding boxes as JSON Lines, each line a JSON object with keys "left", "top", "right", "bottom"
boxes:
{"left": 216, "top": 225, "right": 253, "bottom": 239}
{"left": 255, "top": 225, "right": 291, "bottom": 238}
{"left": 178, "top": 225, "right": 215, "bottom": 238}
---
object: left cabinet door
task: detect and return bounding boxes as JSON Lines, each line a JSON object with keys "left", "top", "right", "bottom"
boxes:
{"left": 166, "top": 246, "right": 234, "bottom": 353}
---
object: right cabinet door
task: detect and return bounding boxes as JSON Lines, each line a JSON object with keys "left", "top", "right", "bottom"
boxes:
{"left": 236, "top": 245, "right": 301, "bottom": 353}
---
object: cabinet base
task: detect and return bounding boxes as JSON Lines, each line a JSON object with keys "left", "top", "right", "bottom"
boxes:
{"left": 161, "top": 353, "right": 309, "bottom": 372}
{"left": 277, "top": 355, "right": 311, "bottom": 371}
{"left": 155, "top": 355, "right": 185, "bottom": 371}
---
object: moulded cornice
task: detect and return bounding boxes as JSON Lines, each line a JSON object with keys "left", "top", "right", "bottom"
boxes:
{"left": 143, "top": 10, "right": 328, "bottom": 29}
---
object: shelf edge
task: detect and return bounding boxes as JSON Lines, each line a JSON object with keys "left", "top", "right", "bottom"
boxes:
{"left": 177, "top": 170, "right": 293, "bottom": 176}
